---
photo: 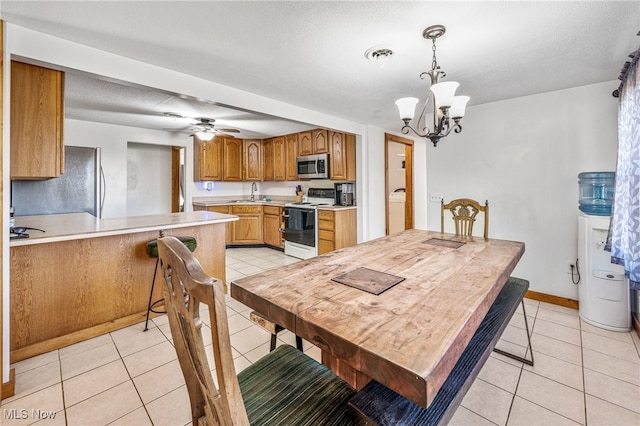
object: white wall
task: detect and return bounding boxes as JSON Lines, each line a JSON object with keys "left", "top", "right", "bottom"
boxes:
{"left": 127, "top": 142, "right": 172, "bottom": 216}
{"left": 388, "top": 142, "right": 406, "bottom": 192}
{"left": 426, "top": 81, "right": 619, "bottom": 300}
{"left": 64, "top": 119, "right": 187, "bottom": 218}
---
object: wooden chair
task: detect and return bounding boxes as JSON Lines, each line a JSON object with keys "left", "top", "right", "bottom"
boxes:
{"left": 440, "top": 198, "right": 533, "bottom": 366}
{"left": 157, "top": 236, "right": 356, "bottom": 426}
{"left": 441, "top": 198, "right": 489, "bottom": 239}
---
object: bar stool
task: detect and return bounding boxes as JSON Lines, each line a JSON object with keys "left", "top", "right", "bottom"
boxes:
{"left": 144, "top": 230, "right": 197, "bottom": 331}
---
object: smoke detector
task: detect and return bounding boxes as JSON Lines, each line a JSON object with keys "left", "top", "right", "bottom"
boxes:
{"left": 365, "top": 45, "right": 394, "bottom": 62}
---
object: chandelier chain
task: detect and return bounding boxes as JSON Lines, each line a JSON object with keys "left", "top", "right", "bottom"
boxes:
{"left": 431, "top": 38, "right": 438, "bottom": 71}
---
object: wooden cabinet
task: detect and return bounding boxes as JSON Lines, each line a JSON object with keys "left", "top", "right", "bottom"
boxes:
{"left": 285, "top": 133, "right": 298, "bottom": 181}
{"left": 263, "top": 205, "right": 284, "bottom": 248}
{"left": 263, "top": 138, "right": 274, "bottom": 181}
{"left": 312, "top": 129, "right": 329, "bottom": 154}
{"left": 194, "top": 136, "right": 223, "bottom": 181}
{"left": 244, "top": 139, "right": 263, "bottom": 181}
{"left": 297, "top": 129, "right": 328, "bottom": 156}
{"left": 223, "top": 138, "right": 243, "bottom": 181}
{"left": 329, "top": 131, "right": 356, "bottom": 181}
{"left": 272, "top": 136, "right": 286, "bottom": 181}
{"left": 231, "top": 205, "right": 263, "bottom": 244}
{"left": 263, "top": 137, "right": 285, "bottom": 181}
{"left": 298, "top": 131, "right": 313, "bottom": 156}
{"left": 194, "top": 204, "right": 232, "bottom": 244}
{"left": 317, "top": 209, "right": 357, "bottom": 255}
{"left": 11, "top": 61, "right": 65, "bottom": 179}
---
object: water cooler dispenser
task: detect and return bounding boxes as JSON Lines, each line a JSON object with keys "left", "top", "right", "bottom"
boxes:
{"left": 577, "top": 172, "right": 630, "bottom": 331}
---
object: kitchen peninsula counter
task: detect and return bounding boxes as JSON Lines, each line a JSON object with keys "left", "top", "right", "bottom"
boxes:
{"left": 11, "top": 211, "right": 237, "bottom": 246}
{"left": 10, "top": 211, "right": 237, "bottom": 362}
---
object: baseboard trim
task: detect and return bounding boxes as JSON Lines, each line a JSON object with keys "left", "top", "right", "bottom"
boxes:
{"left": 524, "top": 290, "right": 579, "bottom": 310}
{"left": 10, "top": 311, "right": 154, "bottom": 363}
{"left": 1, "top": 368, "right": 15, "bottom": 400}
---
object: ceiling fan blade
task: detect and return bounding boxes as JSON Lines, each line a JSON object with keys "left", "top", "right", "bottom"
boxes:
{"left": 217, "top": 128, "right": 240, "bottom": 133}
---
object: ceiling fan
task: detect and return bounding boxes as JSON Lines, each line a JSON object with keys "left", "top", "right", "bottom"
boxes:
{"left": 163, "top": 113, "right": 240, "bottom": 140}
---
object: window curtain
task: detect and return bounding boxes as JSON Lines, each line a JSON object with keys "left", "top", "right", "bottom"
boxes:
{"left": 608, "top": 41, "right": 640, "bottom": 290}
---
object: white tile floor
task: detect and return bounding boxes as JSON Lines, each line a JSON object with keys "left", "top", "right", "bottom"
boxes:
{"left": 2, "top": 247, "right": 640, "bottom": 425}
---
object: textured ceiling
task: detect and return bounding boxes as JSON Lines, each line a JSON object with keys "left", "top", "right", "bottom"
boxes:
{"left": 1, "top": 1, "right": 638, "bottom": 138}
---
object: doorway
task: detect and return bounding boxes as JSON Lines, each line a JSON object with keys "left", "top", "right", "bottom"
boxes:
{"left": 127, "top": 142, "right": 185, "bottom": 216}
{"left": 385, "top": 133, "right": 414, "bottom": 235}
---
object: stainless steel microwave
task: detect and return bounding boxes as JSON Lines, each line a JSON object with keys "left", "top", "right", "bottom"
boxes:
{"left": 297, "top": 153, "right": 329, "bottom": 179}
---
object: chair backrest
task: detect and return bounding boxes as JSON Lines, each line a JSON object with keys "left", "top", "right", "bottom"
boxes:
{"left": 441, "top": 198, "right": 489, "bottom": 239}
{"left": 157, "top": 236, "right": 249, "bottom": 426}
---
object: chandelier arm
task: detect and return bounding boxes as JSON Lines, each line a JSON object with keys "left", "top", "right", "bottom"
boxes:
{"left": 401, "top": 122, "right": 430, "bottom": 138}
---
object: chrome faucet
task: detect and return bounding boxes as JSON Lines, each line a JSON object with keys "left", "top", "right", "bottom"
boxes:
{"left": 251, "top": 182, "right": 257, "bottom": 201}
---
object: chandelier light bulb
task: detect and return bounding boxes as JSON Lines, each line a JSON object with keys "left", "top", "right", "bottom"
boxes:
{"left": 430, "top": 81, "right": 459, "bottom": 109}
{"left": 450, "top": 96, "right": 470, "bottom": 118}
{"left": 395, "top": 97, "right": 419, "bottom": 121}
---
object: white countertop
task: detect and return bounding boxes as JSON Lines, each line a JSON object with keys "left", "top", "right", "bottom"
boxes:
{"left": 192, "top": 198, "right": 357, "bottom": 211}
{"left": 11, "top": 211, "right": 238, "bottom": 246}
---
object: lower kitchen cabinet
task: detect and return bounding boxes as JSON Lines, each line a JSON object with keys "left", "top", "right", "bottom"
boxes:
{"left": 263, "top": 205, "right": 284, "bottom": 248}
{"left": 230, "top": 205, "right": 263, "bottom": 245}
{"left": 194, "top": 204, "right": 232, "bottom": 244}
{"left": 317, "top": 208, "right": 357, "bottom": 255}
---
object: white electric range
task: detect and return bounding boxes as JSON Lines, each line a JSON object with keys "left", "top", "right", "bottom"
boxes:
{"left": 283, "top": 188, "right": 335, "bottom": 259}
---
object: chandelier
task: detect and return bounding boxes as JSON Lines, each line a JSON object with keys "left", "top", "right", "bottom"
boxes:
{"left": 395, "top": 25, "right": 469, "bottom": 147}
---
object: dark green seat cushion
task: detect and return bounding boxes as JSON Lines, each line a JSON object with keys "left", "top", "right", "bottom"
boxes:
{"left": 146, "top": 236, "right": 197, "bottom": 258}
{"left": 238, "top": 344, "right": 356, "bottom": 426}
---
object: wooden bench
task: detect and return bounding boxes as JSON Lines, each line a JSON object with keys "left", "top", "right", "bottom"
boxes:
{"left": 249, "top": 310, "right": 303, "bottom": 351}
{"left": 348, "top": 276, "right": 530, "bottom": 426}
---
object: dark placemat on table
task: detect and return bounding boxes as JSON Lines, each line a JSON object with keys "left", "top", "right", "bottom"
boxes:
{"left": 423, "top": 238, "right": 465, "bottom": 249}
{"left": 332, "top": 267, "right": 405, "bottom": 295}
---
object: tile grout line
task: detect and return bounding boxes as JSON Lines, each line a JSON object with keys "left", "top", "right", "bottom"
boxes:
{"left": 106, "top": 329, "right": 155, "bottom": 426}
{"left": 580, "top": 315, "right": 588, "bottom": 425}
{"left": 57, "top": 349, "right": 68, "bottom": 426}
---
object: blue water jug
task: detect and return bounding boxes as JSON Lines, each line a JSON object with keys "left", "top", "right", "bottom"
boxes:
{"left": 578, "top": 172, "right": 615, "bottom": 216}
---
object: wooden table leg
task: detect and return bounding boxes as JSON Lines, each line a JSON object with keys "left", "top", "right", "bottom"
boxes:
{"left": 322, "top": 351, "right": 372, "bottom": 390}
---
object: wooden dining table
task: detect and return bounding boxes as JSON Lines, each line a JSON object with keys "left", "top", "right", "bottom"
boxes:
{"left": 231, "top": 229, "right": 524, "bottom": 409}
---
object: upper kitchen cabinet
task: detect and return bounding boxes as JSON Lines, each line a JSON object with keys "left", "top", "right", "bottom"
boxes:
{"left": 285, "top": 133, "right": 298, "bottom": 181}
{"left": 312, "top": 129, "right": 329, "bottom": 154}
{"left": 298, "top": 131, "right": 313, "bottom": 156}
{"left": 11, "top": 61, "right": 65, "bottom": 179}
{"left": 330, "top": 132, "right": 356, "bottom": 181}
{"left": 193, "top": 135, "right": 223, "bottom": 181}
{"left": 243, "top": 139, "right": 263, "bottom": 181}
{"left": 263, "top": 137, "right": 285, "bottom": 181}
{"left": 272, "top": 136, "right": 286, "bottom": 181}
{"left": 263, "top": 138, "right": 275, "bottom": 181}
{"left": 223, "top": 137, "right": 244, "bottom": 181}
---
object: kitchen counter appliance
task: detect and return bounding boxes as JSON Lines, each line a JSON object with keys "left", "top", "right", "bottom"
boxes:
{"left": 284, "top": 187, "right": 334, "bottom": 259}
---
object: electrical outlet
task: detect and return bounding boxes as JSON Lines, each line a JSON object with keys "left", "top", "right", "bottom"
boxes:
{"left": 566, "top": 261, "right": 576, "bottom": 274}
{"left": 430, "top": 192, "right": 443, "bottom": 203}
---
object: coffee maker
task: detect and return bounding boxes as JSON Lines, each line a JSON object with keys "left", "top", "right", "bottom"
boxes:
{"left": 334, "top": 182, "right": 355, "bottom": 206}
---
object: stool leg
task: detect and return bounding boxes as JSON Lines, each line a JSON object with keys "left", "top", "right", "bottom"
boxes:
{"left": 270, "top": 334, "right": 277, "bottom": 352}
{"left": 295, "top": 336, "right": 303, "bottom": 351}
{"left": 144, "top": 258, "right": 160, "bottom": 331}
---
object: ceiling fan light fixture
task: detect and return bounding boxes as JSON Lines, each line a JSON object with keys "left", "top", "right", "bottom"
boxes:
{"left": 195, "top": 130, "right": 215, "bottom": 141}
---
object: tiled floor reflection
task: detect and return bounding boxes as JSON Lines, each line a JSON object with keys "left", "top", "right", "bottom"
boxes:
{"left": 2, "top": 247, "right": 639, "bottom": 425}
